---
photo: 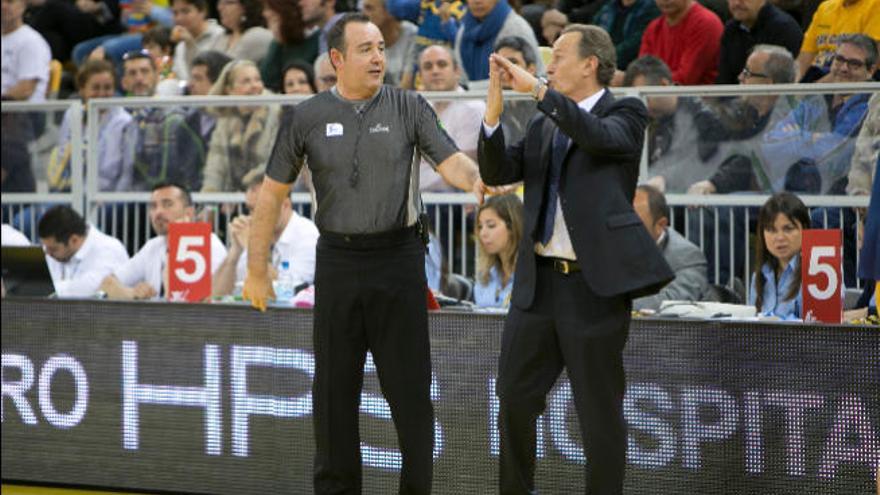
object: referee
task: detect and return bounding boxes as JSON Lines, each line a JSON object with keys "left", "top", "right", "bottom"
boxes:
{"left": 243, "top": 13, "right": 483, "bottom": 495}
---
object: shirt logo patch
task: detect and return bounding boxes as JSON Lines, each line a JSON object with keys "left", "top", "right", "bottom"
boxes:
{"left": 369, "top": 123, "right": 390, "bottom": 134}
{"left": 326, "top": 123, "right": 344, "bottom": 137}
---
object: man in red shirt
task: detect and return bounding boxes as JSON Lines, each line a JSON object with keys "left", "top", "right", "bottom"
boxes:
{"left": 639, "top": 0, "right": 723, "bottom": 84}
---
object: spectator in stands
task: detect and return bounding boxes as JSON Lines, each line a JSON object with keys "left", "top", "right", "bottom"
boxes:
{"left": 72, "top": 0, "right": 174, "bottom": 66}
{"left": 168, "top": 0, "right": 224, "bottom": 80}
{"left": 639, "top": 0, "right": 724, "bottom": 84}
{"left": 120, "top": 50, "right": 205, "bottom": 191}
{"left": 493, "top": 36, "right": 538, "bottom": 142}
{"left": 846, "top": 92, "right": 879, "bottom": 198}
{"left": 260, "top": 0, "right": 317, "bottom": 92}
{"left": 685, "top": 44, "right": 797, "bottom": 283}
{"left": 361, "top": 0, "right": 418, "bottom": 86}
{"left": 474, "top": 194, "right": 523, "bottom": 308}
{"left": 715, "top": 0, "right": 802, "bottom": 83}
{"left": 142, "top": 25, "right": 174, "bottom": 61}
{"left": 29, "top": 0, "right": 122, "bottom": 63}
{"left": 0, "top": 114, "right": 35, "bottom": 194}
{"left": 206, "top": 0, "right": 272, "bottom": 64}
{"left": 48, "top": 59, "right": 133, "bottom": 193}
{"left": 300, "top": 0, "right": 342, "bottom": 54}
{"left": 186, "top": 50, "right": 233, "bottom": 151}
{"left": 313, "top": 52, "right": 337, "bottom": 91}
{"left": 796, "top": 0, "right": 880, "bottom": 81}
{"left": 593, "top": 0, "right": 660, "bottom": 70}
{"left": 454, "top": 0, "right": 544, "bottom": 85}
{"left": 2, "top": 0, "right": 48, "bottom": 200}
{"left": 632, "top": 184, "right": 708, "bottom": 310}
{"left": 750, "top": 191, "right": 810, "bottom": 320}
{"left": 564, "top": 0, "right": 612, "bottom": 23}
{"left": 417, "top": 44, "right": 486, "bottom": 191}
{"left": 625, "top": 55, "right": 713, "bottom": 193}
{"left": 687, "top": 44, "right": 798, "bottom": 195}
{"left": 188, "top": 50, "right": 233, "bottom": 96}
{"left": 387, "top": 0, "right": 466, "bottom": 88}
{"left": 100, "top": 182, "right": 227, "bottom": 300}
{"left": 2, "top": 0, "right": 51, "bottom": 102}
{"left": 201, "top": 60, "right": 281, "bottom": 192}
{"left": 213, "top": 173, "right": 319, "bottom": 297}
{"left": 282, "top": 60, "right": 318, "bottom": 94}
{"left": 141, "top": 26, "right": 178, "bottom": 87}
{"left": 2, "top": 223, "right": 30, "bottom": 245}
{"left": 540, "top": 8, "right": 570, "bottom": 45}
{"left": 760, "top": 34, "right": 874, "bottom": 195}
{"left": 37, "top": 205, "right": 129, "bottom": 298}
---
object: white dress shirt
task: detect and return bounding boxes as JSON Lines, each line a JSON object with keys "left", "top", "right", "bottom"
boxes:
{"left": 2, "top": 224, "right": 30, "bottom": 246}
{"left": 114, "top": 234, "right": 228, "bottom": 297}
{"left": 46, "top": 225, "right": 130, "bottom": 298}
{"left": 484, "top": 88, "right": 606, "bottom": 260}
{"left": 236, "top": 212, "right": 319, "bottom": 287}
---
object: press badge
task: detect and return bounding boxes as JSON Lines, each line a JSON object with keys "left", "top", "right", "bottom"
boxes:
{"left": 326, "top": 123, "right": 344, "bottom": 137}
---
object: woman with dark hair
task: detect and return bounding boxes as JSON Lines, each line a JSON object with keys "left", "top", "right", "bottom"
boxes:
{"left": 259, "top": 0, "right": 319, "bottom": 92}
{"left": 474, "top": 194, "right": 524, "bottom": 308}
{"left": 281, "top": 60, "right": 317, "bottom": 95}
{"left": 749, "top": 192, "right": 811, "bottom": 320}
{"left": 207, "top": 0, "right": 272, "bottom": 63}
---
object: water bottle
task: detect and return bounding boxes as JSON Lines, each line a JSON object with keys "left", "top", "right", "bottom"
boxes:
{"left": 275, "top": 260, "right": 295, "bottom": 304}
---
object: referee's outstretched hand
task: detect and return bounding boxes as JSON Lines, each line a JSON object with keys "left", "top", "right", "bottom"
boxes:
{"left": 242, "top": 272, "right": 274, "bottom": 312}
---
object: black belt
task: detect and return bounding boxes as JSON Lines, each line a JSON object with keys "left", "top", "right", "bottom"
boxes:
{"left": 319, "top": 225, "right": 419, "bottom": 249}
{"left": 536, "top": 256, "right": 581, "bottom": 275}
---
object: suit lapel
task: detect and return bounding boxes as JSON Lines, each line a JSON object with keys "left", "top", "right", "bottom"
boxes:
{"left": 554, "top": 91, "right": 617, "bottom": 167}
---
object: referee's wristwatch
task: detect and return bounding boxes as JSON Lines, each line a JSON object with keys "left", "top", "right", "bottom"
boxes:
{"left": 531, "top": 77, "right": 548, "bottom": 100}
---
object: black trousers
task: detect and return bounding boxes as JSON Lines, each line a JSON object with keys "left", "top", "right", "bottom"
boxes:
{"left": 497, "top": 260, "right": 631, "bottom": 495}
{"left": 312, "top": 227, "right": 434, "bottom": 495}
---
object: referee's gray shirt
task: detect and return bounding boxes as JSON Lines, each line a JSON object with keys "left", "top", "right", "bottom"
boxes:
{"left": 266, "top": 86, "right": 459, "bottom": 234}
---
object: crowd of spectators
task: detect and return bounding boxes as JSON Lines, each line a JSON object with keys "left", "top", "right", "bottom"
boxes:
{"left": 1, "top": 0, "right": 878, "bottom": 317}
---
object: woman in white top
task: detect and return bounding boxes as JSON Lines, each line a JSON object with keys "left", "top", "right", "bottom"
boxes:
{"left": 208, "top": 0, "right": 273, "bottom": 64}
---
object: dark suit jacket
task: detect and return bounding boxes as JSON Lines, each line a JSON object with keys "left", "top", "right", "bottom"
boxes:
{"left": 479, "top": 89, "right": 673, "bottom": 309}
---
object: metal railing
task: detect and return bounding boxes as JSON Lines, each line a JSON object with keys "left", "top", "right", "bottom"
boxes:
{"left": 3, "top": 84, "right": 876, "bottom": 293}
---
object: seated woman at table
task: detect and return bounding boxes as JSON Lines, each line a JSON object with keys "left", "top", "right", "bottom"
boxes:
{"left": 749, "top": 192, "right": 811, "bottom": 320}
{"left": 474, "top": 194, "right": 523, "bottom": 309}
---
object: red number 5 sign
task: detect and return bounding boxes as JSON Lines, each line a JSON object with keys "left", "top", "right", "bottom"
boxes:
{"left": 168, "top": 223, "right": 212, "bottom": 302}
{"left": 801, "top": 229, "right": 841, "bottom": 323}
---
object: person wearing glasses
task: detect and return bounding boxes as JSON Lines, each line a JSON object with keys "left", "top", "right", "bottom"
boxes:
{"left": 687, "top": 44, "right": 799, "bottom": 196}
{"left": 795, "top": 0, "right": 880, "bottom": 81}
{"left": 760, "top": 34, "right": 875, "bottom": 196}
{"left": 715, "top": 0, "right": 802, "bottom": 84}
{"left": 312, "top": 52, "right": 337, "bottom": 91}
{"left": 684, "top": 44, "right": 798, "bottom": 284}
